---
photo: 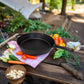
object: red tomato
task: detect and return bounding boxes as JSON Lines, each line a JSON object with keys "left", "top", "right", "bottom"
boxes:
{"left": 58, "top": 37, "right": 62, "bottom": 40}
{"left": 55, "top": 37, "right": 59, "bottom": 40}
{"left": 55, "top": 39, "right": 59, "bottom": 45}
{"left": 59, "top": 42, "right": 66, "bottom": 47}
{"left": 58, "top": 37, "right": 63, "bottom": 43}
{"left": 59, "top": 39, "right": 63, "bottom": 43}
{"left": 22, "top": 55, "right": 27, "bottom": 60}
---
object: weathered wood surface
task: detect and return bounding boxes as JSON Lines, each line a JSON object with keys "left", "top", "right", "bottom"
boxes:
{"left": 0, "top": 33, "right": 19, "bottom": 48}
{"left": 26, "top": 63, "right": 84, "bottom": 84}
{"left": 0, "top": 48, "right": 84, "bottom": 84}
{"left": 0, "top": 35, "right": 84, "bottom": 84}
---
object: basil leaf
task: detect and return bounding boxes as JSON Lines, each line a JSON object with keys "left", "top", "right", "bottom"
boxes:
{"left": 53, "top": 49, "right": 64, "bottom": 59}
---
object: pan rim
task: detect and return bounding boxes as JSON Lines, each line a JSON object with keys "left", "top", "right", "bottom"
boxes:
{"left": 17, "top": 33, "right": 55, "bottom": 55}
{"left": 20, "top": 38, "right": 53, "bottom": 51}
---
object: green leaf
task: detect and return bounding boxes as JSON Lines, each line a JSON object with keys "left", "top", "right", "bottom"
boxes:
{"left": 73, "top": 55, "right": 81, "bottom": 67}
{"left": 63, "top": 50, "right": 69, "bottom": 57}
{"left": 27, "top": 29, "right": 30, "bottom": 33}
{"left": 12, "top": 29, "right": 15, "bottom": 32}
{"left": 53, "top": 49, "right": 64, "bottom": 59}
{"left": 24, "top": 28, "right": 27, "bottom": 32}
{"left": 72, "top": 35, "right": 78, "bottom": 41}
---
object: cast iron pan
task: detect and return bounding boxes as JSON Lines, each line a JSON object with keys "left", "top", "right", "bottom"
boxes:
{"left": 17, "top": 33, "right": 73, "bottom": 55}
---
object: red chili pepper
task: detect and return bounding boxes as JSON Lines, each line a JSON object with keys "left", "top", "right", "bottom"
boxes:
{"left": 16, "top": 51, "right": 24, "bottom": 55}
{"left": 22, "top": 55, "right": 27, "bottom": 60}
{"left": 26, "top": 55, "right": 37, "bottom": 59}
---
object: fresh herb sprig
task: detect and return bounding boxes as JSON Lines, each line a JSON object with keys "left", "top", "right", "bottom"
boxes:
{"left": 53, "top": 49, "right": 81, "bottom": 67}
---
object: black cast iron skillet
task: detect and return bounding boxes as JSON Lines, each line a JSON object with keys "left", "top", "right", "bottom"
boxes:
{"left": 17, "top": 33, "right": 74, "bottom": 55}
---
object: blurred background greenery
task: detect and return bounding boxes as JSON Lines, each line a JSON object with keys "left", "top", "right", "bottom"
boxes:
{"left": 45, "top": 0, "right": 84, "bottom": 10}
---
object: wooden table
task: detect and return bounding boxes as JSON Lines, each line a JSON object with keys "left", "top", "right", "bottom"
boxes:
{"left": 0, "top": 34, "right": 84, "bottom": 84}
{"left": 0, "top": 48, "right": 84, "bottom": 84}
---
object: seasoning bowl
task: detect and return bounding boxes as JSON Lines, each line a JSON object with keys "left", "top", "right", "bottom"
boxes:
{"left": 5, "top": 65, "right": 26, "bottom": 84}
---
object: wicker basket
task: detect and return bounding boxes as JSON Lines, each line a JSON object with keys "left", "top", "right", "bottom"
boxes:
{"left": 5, "top": 65, "right": 26, "bottom": 84}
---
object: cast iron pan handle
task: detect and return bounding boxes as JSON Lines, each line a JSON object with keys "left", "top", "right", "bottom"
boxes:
{"left": 53, "top": 44, "right": 74, "bottom": 52}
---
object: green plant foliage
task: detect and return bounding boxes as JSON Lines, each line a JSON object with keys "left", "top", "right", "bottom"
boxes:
{"left": 23, "top": 19, "right": 51, "bottom": 33}
{"left": 0, "top": 3, "right": 5, "bottom": 6}
{"left": 46, "top": 26, "right": 78, "bottom": 41}
{"left": 53, "top": 49, "right": 64, "bottom": 59}
{"left": 8, "top": 11, "right": 51, "bottom": 32}
{"left": 0, "top": 5, "right": 51, "bottom": 33}
{"left": 56, "top": 27, "right": 71, "bottom": 38}
{"left": 46, "top": 29, "right": 57, "bottom": 35}
{"left": 71, "top": 35, "right": 78, "bottom": 41}
{"left": 45, "top": 0, "right": 82, "bottom": 10}
{"left": 8, "top": 11, "right": 27, "bottom": 32}
{"left": 0, "top": 36, "right": 4, "bottom": 43}
{"left": 46, "top": 26, "right": 71, "bottom": 38}
{"left": 49, "top": 0, "right": 62, "bottom": 10}
{"left": 2, "top": 28, "right": 10, "bottom": 33}
{"left": 0, "top": 5, "right": 15, "bottom": 21}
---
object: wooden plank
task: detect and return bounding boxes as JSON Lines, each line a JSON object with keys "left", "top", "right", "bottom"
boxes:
{"left": 0, "top": 33, "right": 19, "bottom": 48}
{"left": 43, "top": 48, "right": 63, "bottom": 65}
{"left": 26, "top": 63, "right": 84, "bottom": 84}
{"left": 0, "top": 61, "right": 11, "bottom": 69}
{"left": 0, "top": 60, "right": 83, "bottom": 84}
{"left": 0, "top": 55, "right": 84, "bottom": 84}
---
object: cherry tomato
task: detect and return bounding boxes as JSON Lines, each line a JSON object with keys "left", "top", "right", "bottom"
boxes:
{"left": 59, "top": 43, "right": 63, "bottom": 47}
{"left": 16, "top": 51, "right": 24, "bottom": 55}
{"left": 52, "top": 36, "right": 55, "bottom": 40}
{"left": 59, "top": 43, "right": 66, "bottom": 47}
{"left": 55, "top": 39, "right": 59, "bottom": 45}
{"left": 58, "top": 37, "right": 63, "bottom": 43}
{"left": 55, "top": 37, "right": 59, "bottom": 40}
{"left": 22, "top": 55, "right": 27, "bottom": 60}
{"left": 53, "top": 34, "right": 59, "bottom": 38}
{"left": 50, "top": 35, "right": 53, "bottom": 37}
{"left": 59, "top": 39, "right": 63, "bottom": 43}
{"left": 58, "top": 37, "right": 62, "bottom": 40}
{"left": 62, "top": 43, "right": 66, "bottom": 47}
